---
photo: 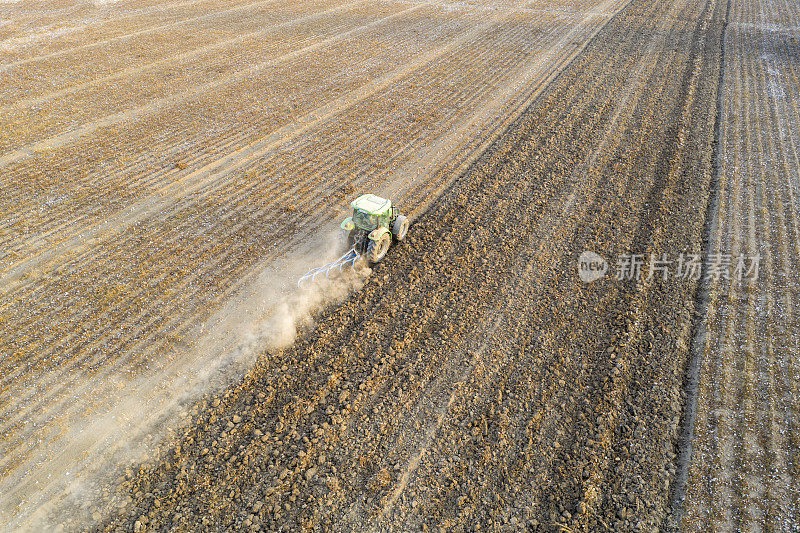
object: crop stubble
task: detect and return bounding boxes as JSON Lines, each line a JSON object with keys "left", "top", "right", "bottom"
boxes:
{"left": 680, "top": 0, "right": 800, "bottom": 528}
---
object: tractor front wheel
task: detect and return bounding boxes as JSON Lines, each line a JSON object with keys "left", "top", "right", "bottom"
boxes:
{"left": 367, "top": 233, "right": 391, "bottom": 263}
{"left": 392, "top": 214, "right": 409, "bottom": 241}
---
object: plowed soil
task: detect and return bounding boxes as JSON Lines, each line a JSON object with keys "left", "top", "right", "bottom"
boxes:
{"left": 7, "top": 0, "right": 796, "bottom": 529}
{"left": 89, "top": 0, "right": 729, "bottom": 530}
{"left": 680, "top": 0, "right": 800, "bottom": 529}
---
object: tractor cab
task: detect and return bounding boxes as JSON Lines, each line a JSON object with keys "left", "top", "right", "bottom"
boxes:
{"left": 350, "top": 194, "right": 392, "bottom": 230}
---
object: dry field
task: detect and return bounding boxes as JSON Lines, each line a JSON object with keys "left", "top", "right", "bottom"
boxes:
{"left": 0, "top": 0, "right": 796, "bottom": 530}
{"left": 680, "top": 0, "right": 800, "bottom": 529}
{"left": 0, "top": 0, "right": 637, "bottom": 527}
{"left": 96, "top": 0, "right": 727, "bottom": 528}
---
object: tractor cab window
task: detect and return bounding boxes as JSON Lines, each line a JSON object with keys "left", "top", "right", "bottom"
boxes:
{"left": 353, "top": 209, "right": 377, "bottom": 230}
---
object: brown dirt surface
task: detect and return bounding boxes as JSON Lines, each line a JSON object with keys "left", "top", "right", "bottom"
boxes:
{"left": 1, "top": 0, "right": 633, "bottom": 526}
{"left": 83, "top": 0, "right": 731, "bottom": 529}
{"left": 9, "top": 0, "right": 796, "bottom": 529}
{"left": 679, "top": 0, "right": 800, "bottom": 529}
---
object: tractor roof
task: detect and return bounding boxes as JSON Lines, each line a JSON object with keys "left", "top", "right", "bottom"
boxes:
{"left": 351, "top": 194, "right": 391, "bottom": 215}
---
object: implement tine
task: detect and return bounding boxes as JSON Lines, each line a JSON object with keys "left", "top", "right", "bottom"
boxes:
{"left": 297, "top": 247, "right": 361, "bottom": 287}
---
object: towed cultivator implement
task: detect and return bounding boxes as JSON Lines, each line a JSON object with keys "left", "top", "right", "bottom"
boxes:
{"left": 297, "top": 247, "right": 361, "bottom": 287}
{"left": 297, "top": 194, "right": 409, "bottom": 287}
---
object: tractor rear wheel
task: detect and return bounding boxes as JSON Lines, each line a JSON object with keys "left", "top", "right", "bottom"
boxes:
{"left": 367, "top": 233, "right": 391, "bottom": 263}
{"left": 392, "top": 214, "right": 409, "bottom": 241}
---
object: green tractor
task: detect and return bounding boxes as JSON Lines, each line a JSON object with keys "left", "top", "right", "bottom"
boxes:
{"left": 340, "top": 194, "right": 409, "bottom": 263}
{"left": 297, "top": 194, "right": 409, "bottom": 286}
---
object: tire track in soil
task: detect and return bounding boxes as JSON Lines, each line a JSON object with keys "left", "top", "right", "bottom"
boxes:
{"left": 680, "top": 0, "right": 800, "bottom": 528}
{"left": 0, "top": 0, "right": 302, "bottom": 72}
{"left": 0, "top": 0, "right": 247, "bottom": 55}
{"left": 667, "top": 0, "right": 729, "bottom": 525}
{"left": 375, "top": 314, "right": 505, "bottom": 522}
{"left": 0, "top": 0, "right": 367, "bottom": 113}
{"left": 0, "top": 1, "right": 428, "bottom": 169}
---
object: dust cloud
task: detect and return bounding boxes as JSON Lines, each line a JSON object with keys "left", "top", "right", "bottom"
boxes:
{"left": 1, "top": 230, "right": 370, "bottom": 531}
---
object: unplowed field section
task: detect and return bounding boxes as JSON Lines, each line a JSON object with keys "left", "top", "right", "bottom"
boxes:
{"left": 1, "top": 0, "right": 635, "bottom": 528}
{"left": 95, "top": 0, "right": 728, "bottom": 529}
{"left": 681, "top": 0, "right": 800, "bottom": 529}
